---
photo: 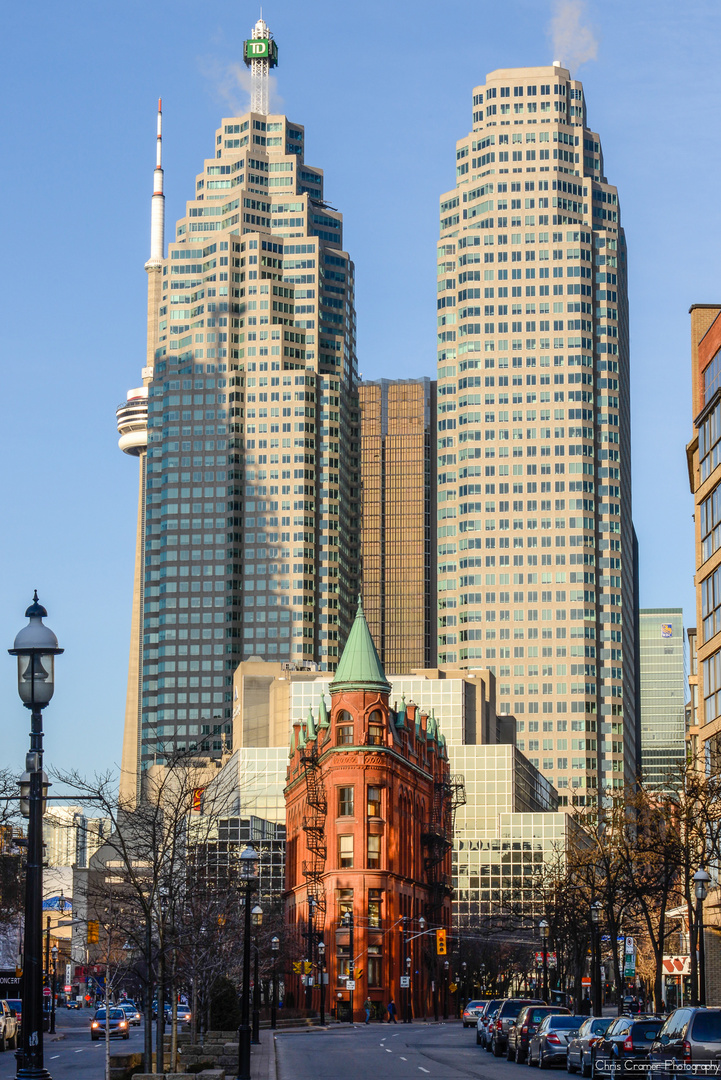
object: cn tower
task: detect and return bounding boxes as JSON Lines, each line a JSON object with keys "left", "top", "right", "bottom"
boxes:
{"left": 116, "top": 101, "right": 164, "bottom": 803}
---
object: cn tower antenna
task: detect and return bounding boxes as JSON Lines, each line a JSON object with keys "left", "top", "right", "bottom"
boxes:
{"left": 243, "top": 16, "right": 278, "bottom": 115}
{"left": 146, "top": 98, "right": 165, "bottom": 269}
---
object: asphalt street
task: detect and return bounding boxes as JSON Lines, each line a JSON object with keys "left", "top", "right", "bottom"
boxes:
{"left": 0, "top": 1010, "right": 146, "bottom": 1080}
{"left": 276, "top": 1021, "right": 530, "bottom": 1080}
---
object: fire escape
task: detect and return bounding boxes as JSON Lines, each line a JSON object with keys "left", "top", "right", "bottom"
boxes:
{"left": 421, "top": 773, "right": 466, "bottom": 914}
{"left": 299, "top": 741, "right": 327, "bottom": 937}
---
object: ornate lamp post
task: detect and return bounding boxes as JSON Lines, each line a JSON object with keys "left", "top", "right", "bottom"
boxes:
{"left": 10, "top": 593, "right": 63, "bottom": 1080}
{"left": 539, "top": 919, "right": 549, "bottom": 1003}
{"left": 443, "top": 959, "right": 449, "bottom": 1021}
{"left": 591, "top": 900, "right": 603, "bottom": 1017}
{"left": 342, "top": 910, "right": 354, "bottom": 1023}
{"left": 251, "top": 905, "right": 262, "bottom": 1045}
{"left": 461, "top": 961, "right": 467, "bottom": 1014}
{"left": 405, "top": 957, "right": 412, "bottom": 1023}
{"left": 270, "top": 936, "right": 279, "bottom": 1030}
{"left": 49, "top": 946, "right": 58, "bottom": 1035}
{"left": 694, "top": 868, "right": 711, "bottom": 1007}
{"left": 317, "top": 941, "right": 326, "bottom": 1026}
{"left": 237, "top": 846, "right": 259, "bottom": 1080}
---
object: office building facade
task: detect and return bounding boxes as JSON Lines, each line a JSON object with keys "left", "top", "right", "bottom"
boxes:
{"left": 117, "top": 19, "right": 359, "bottom": 798}
{"left": 688, "top": 305, "right": 721, "bottom": 773}
{"left": 638, "top": 608, "right": 685, "bottom": 788}
{"left": 359, "top": 378, "right": 437, "bottom": 671}
{"left": 435, "top": 64, "right": 636, "bottom": 804}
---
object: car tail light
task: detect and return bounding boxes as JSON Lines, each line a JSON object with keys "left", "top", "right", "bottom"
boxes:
{"left": 624, "top": 1034, "right": 634, "bottom": 1052}
{"left": 547, "top": 1033, "right": 561, "bottom": 1045}
{"left": 588, "top": 1037, "right": 598, "bottom": 1047}
{"left": 682, "top": 1040, "right": 692, "bottom": 1064}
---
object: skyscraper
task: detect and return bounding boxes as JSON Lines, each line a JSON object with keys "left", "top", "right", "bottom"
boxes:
{"left": 435, "top": 64, "right": 635, "bottom": 805}
{"left": 638, "top": 608, "right": 685, "bottom": 788}
{"left": 359, "top": 378, "right": 437, "bottom": 671}
{"left": 117, "top": 19, "right": 359, "bottom": 800}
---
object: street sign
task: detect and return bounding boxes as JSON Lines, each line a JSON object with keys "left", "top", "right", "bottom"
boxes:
{"left": 64, "top": 985, "right": 72, "bottom": 993}
{"left": 43, "top": 988, "right": 51, "bottom": 996}
{"left": 400, "top": 976, "right": 410, "bottom": 988}
{"left": 346, "top": 980, "right": 356, "bottom": 990}
{"left": 65, "top": 963, "right": 72, "bottom": 985}
{"left": 625, "top": 937, "right": 635, "bottom": 953}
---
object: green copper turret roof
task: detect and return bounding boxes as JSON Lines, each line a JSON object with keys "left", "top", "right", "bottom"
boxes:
{"left": 306, "top": 706, "right": 317, "bottom": 741}
{"left": 330, "top": 597, "right": 391, "bottom": 695}
{"left": 318, "top": 694, "right": 330, "bottom": 728}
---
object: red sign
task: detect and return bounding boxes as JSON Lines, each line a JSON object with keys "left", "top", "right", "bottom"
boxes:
{"left": 64, "top": 985, "right": 72, "bottom": 992}
{"left": 43, "top": 988, "right": 51, "bottom": 996}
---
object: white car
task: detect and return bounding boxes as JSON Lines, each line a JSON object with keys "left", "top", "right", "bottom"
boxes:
{"left": 0, "top": 1001, "right": 18, "bottom": 1052}
{"left": 463, "top": 999, "right": 486, "bottom": 1028}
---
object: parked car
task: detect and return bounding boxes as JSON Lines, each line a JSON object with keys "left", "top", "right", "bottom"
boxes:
{"left": 476, "top": 999, "right": 504, "bottom": 1046}
{"left": 592, "top": 1016, "right": 663, "bottom": 1077}
{"left": 508, "top": 1005, "right": 569, "bottom": 1063}
{"left": 5, "top": 999, "right": 21, "bottom": 1032}
{"left": 650, "top": 1007, "right": 721, "bottom": 1080}
{"left": 567, "top": 1016, "right": 614, "bottom": 1076}
{"left": 491, "top": 998, "right": 547, "bottom": 1057}
{"left": 528, "top": 1013, "right": 585, "bottom": 1068}
{"left": 0, "top": 1001, "right": 18, "bottom": 1052}
{"left": 90, "top": 1008, "right": 130, "bottom": 1041}
{"left": 118, "top": 1002, "right": 142, "bottom": 1026}
{"left": 463, "top": 1000, "right": 487, "bottom": 1028}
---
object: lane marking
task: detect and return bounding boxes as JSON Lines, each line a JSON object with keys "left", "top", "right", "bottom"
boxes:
{"left": 419, "top": 1068, "right": 430, "bottom": 1074}
{"left": 393, "top": 1033, "right": 400, "bottom": 1037}
{"left": 75, "top": 1048, "right": 84, "bottom": 1052}
{"left": 50, "top": 1055, "right": 60, "bottom": 1059}
{"left": 400, "top": 1055, "right": 408, "bottom": 1061}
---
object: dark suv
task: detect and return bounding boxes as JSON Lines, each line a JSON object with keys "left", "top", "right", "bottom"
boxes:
{"left": 650, "top": 1007, "right": 721, "bottom": 1079}
{"left": 490, "top": 998, "right": 546, "bottom": 1057}
{"left": 508, "top": 1005, "right": 569, "bottom": 1063}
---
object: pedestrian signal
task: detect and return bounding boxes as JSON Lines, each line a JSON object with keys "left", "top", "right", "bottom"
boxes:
{"left": 436, "top": 929, "right": 447, "bottom": 955}
{"left": 87, "top": 920, "right": 99, "bottom": 945}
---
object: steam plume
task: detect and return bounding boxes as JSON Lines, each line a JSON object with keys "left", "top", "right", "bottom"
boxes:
{"left": 200, "top": 56, "right": 282, "bottom": 116}
{"left": 550, "top": 0, "right": 598, "bottom": 72}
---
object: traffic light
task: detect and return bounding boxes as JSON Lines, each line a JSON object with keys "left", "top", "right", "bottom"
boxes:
{"left": 292, "top": 962, "right": 302, "bottom": 974}
{"left": 87, "top": 920, "right": 99, "bottom": 945}
{"left": 303, "top": 961, "right": 312, "bottom": 974}
{"left": 436, "top": 929, "right": 447, "bottom": 955}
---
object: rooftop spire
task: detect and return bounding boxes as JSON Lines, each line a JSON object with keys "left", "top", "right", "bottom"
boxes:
{"left": 243, "top": 16, "right": 278, "bottom": 115}
{"left": 330, "top": 596, "right": 390, "bottom": 696}
{"left": 145, "top": 98, "right": 165, "bottom": 269}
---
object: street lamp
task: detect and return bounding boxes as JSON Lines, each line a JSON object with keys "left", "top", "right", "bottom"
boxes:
{"left": 237, "top": 846, "right": 259, "bottom": 1080}
{"left": 251, "top": 905, "right": 263, "bottom": 1045}
{"left": 270, "top": 936, "right": 279, "bottom": 1031}
{"left": 405, "top": 956, "right": 412, "bottom": 1024}
{"left": 694, "top": 868, "right": 711, "bottom": 1007}
{"left": 342, "top": 909, "right": 354, "bottom": 1023}
{"left": 10, "top": 593, "right": 63, "bottom": 1080}
{"left": 317, "top": 941, "right": 326, "bottom": 1026}
{"left": 443, "top": 959, "right": 449, "bottom": 1021}
{"left": 461, "top": 961, "right": 467, "bottom": 1014}
{"left": 539, "top": 919, "right": 549, "bottom": 1003}
{"left": 50, "top": 946, "right": 58, "bottom": 1035}
{"left": 591, "top": 900, "right": 603, "bottom": 1017}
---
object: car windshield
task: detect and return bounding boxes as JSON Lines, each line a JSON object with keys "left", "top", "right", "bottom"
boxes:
{"left": 692, "top": 1013, "right": 721, "bottom": 1042}
{"left": 95, "top": 1010, "right": 124, "bottom": 1020}
{"left": 6, "top": 1000, "right": 21, "bottom": 1010}
{"left": 591, "top": 1019, "right": 613, "bottom": 1034}
{"left": 550, "top": 1016, "right": 585, "bottom": 1028}
{"left": 466, "top": 1001, "right": 483, "bottom": 1010}
{"left": 531, "top": 1009, "right": 555, "bottom": 1022}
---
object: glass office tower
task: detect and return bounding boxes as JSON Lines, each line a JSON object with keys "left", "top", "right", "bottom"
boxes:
{"left": 638, "top": 608, "right": 685, "bottom": 789}
{"left": 117, "top": 21, "right": 359, "bottom": 794}
{"left": 435, "top": 64, "right": 636, "bottom": 805}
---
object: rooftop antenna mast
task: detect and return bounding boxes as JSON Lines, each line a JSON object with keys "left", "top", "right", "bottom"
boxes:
{"left": 244, "top": 16, "right": 278, "bottom": 115}
{"left": 146, "top": 98, "right": 165, "bottom": 269}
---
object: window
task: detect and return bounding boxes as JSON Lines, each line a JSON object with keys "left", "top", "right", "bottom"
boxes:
{"left": 701, "top": 486, "right": 721, "bottom": 562}
{"left": 367, "top": 786, "right": 382, "bottom": 817}
{"left": 702, "top": 565, "right": 721, "bottom": 642}
{"left": 700, "top": 398, "right": 721, "bottom": 482}
{"left": 338, "top": 836, "right": 353, "bottom": 868}
{"left": 367, "top": 945, "right": 382, "bottom": 987}
{"left": 337, "top": 888, "right": 353, "bottom": 918}
{"left": 336, "top": 945, "right": 350, "bottom": 982}
{"left": 367, "top": 834, "right": 381, "bottom": 869}
{"left": 705, "top": 349, "right": 721, "bottom": 406}
{"left": 337, "top": 724, "right": 354, "bottom": 745}
{"left": 338, "top": 786, "right": 354, "bottom": 816}
{"left": 368, "top": 724, "right": 384, "bottom": 745}
{"left": 368, "top": 889, "right": 382, "bottom": 928}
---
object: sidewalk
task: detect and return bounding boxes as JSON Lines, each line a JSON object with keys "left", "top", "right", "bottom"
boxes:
{"left": 251, "top": 1031, "right": 277, "bottom": 1080}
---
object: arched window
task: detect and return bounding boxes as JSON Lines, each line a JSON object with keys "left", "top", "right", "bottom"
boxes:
{"left": 337, "top": 709, "right": 354, "bottom": 745}
{"left": 368, "top": 709, "right": 384, "bottom": 745}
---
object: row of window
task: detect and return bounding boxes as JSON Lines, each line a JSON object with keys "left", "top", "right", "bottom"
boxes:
{"left": 337, "top": 785, "right": 381, "bottom": 818}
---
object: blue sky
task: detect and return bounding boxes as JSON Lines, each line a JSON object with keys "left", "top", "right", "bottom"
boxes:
{"left": 0, "top": 0, "right": 717, "bottom": 780}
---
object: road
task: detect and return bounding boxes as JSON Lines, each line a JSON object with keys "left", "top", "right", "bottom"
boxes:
{"left": 0, "top": 1010, "right": 146, "bottom": 1080}
{"left": 276, "top": 1021, "right": 529, "bottom": 1080}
